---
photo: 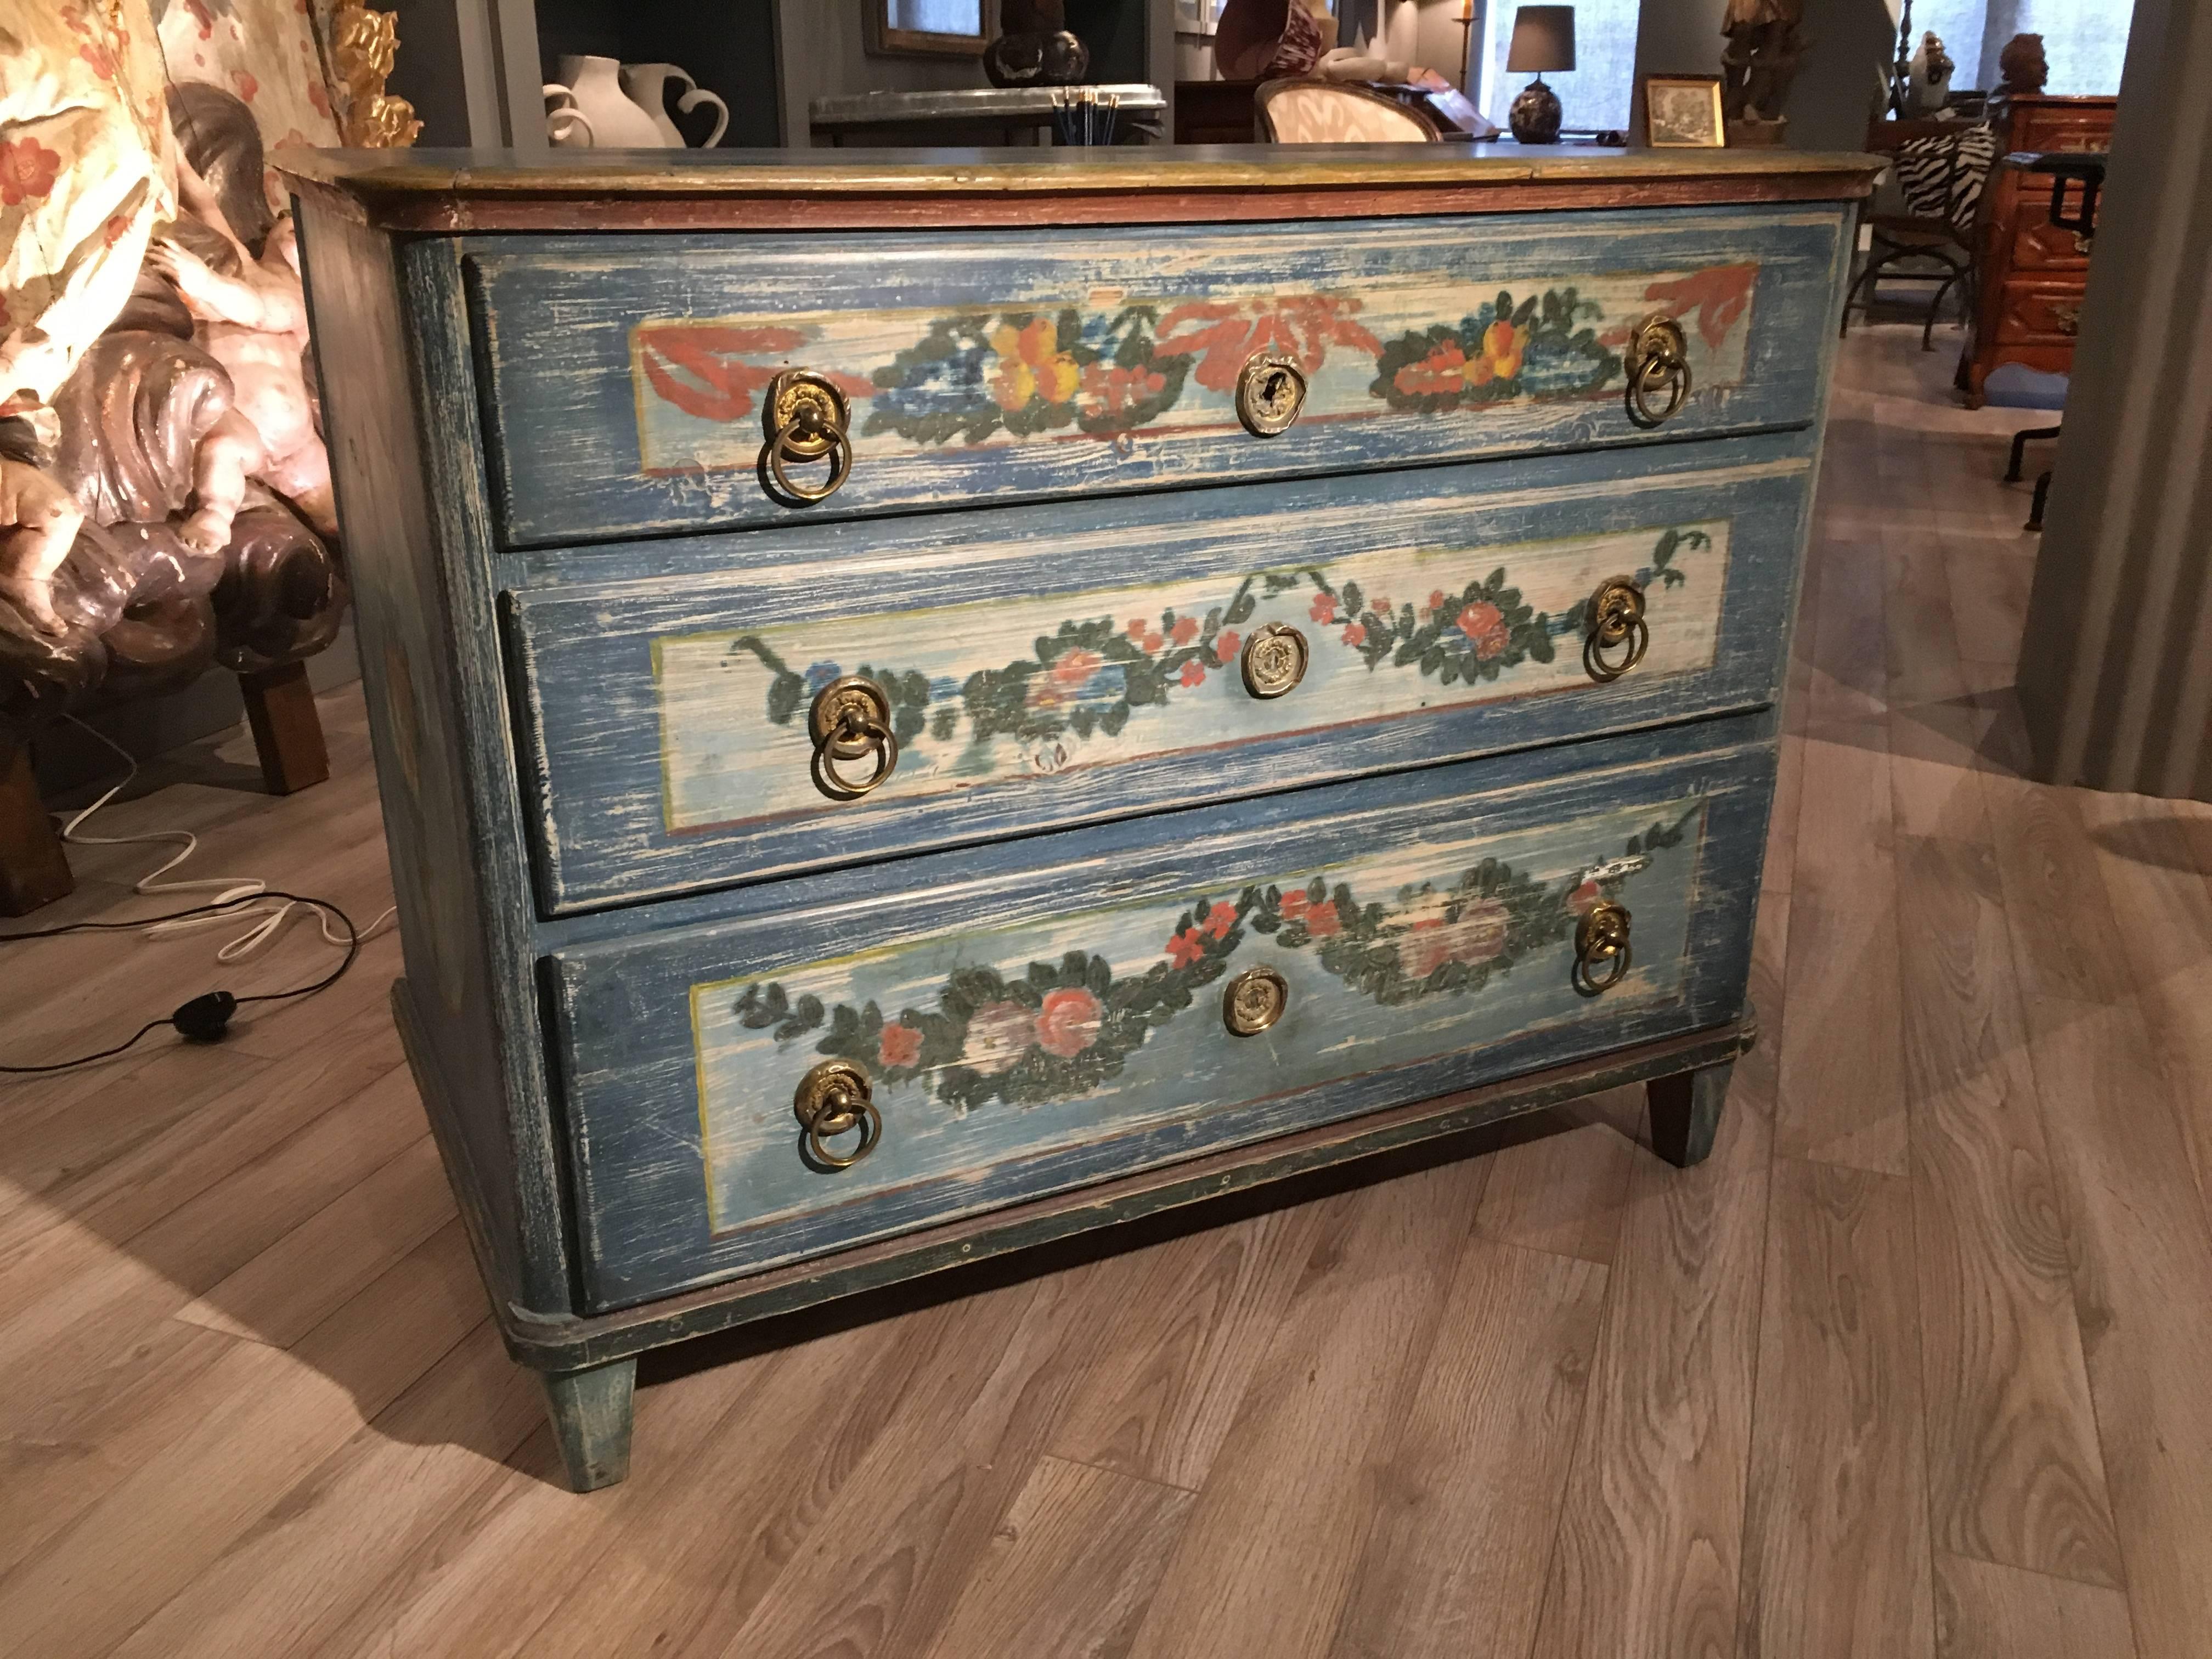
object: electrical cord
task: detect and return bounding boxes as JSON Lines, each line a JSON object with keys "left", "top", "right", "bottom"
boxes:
{"left": 0, "top": 717, "right": 393, "bottom": 1075}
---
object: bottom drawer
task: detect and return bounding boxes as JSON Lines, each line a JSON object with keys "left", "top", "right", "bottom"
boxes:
{"left": 550, "top": 719, "right": 1776, "bottom": 1310}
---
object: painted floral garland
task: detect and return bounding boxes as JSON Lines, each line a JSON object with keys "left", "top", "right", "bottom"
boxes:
{"left": 723, "top": 525, "right": 1709, "bottom": 764}
{"left": 639, "top": 266, "right": 1763, "bottom": 453}
{"left": 1371, "top": 286, "right": 1620, "bottom": 413}
{"left": 735, "top": 808, "right": 1698, "bottom": 1115}
{"left": 1246, "top": 804, "right": 1697, "bottom": 1007}
{"left": 860, "top": 295, "right": 1388, "bottom": 447}
{"left": 735, "top": 891, "right": 1252, "bottom": 1114}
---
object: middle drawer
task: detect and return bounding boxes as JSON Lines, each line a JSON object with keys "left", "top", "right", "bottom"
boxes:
{"left": 506, "top": 436, "right": 1812, "bottom": 913}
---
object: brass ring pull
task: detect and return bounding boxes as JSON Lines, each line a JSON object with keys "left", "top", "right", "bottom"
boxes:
{"left": 1624, "top": 315, "right": 1691, "bottom": 430}
{"left": 1235, "top": 353, "right": 1307, "bottom": 437}
{"left": 1574, "top": 900, "right": 1633, "bottom": 995}
{"left": 1582, "top": 577, "right": 1649, "bottom": 682}
{"left": 759, "top": 369, "right": 854, "bottom": 506}
{"left": 1222, "top": 966, "right": 1289, "bottom": 1036}
{"left": 794, "top": 1060, "right": 882, "bottom": 1170}
{"left": 808, "top": 675, "right": 900, "bottom": 801}
{"left": 1240, "top": 623, "right": 1310, "bottom": 699}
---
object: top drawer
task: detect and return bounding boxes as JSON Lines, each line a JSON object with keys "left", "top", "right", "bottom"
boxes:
{"left": 465, "top": 205, "right": 1848, "bottom": 548}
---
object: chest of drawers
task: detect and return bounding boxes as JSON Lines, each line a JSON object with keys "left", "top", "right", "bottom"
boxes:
{"left": 1961, "top": 94, "right": 2117, "bottom": 407}
{"left": 285, "top": 145, "right": 1876, "bottom": 1492}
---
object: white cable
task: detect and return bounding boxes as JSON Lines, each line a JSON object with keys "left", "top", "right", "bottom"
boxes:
{"left": 59, "top": 714, "right": 396, "bottom": 961}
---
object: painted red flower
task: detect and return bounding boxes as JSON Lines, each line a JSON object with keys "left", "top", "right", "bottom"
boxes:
{"left": 963, "top": 1001, "right": 1037, "bottom": 1076}
{"left": 1457, "top": 601, "right": 1510, "bottom": 661}
{"left": 1398, "top": 900, "right": 1511, "bottom": 979}
{"left": 0, "top": 139, "right": 62, "bottom": 207}
{"left": 1305, "top": 900, "right": 1341, "bottom": 937}
{"left": 1280, "top": 889, "right": 1310, "bottom": 921}
{"left": 1170, "top": 616, "right": 1199, "bottom": 646}
{"left": 1567, "top": 881, "right": 1603, "bottom": 916}
{"left": 1166, "top": 926, "right": 1207, "bottom": 969}
{"left": 1372, "top": 596, "right": 1392, "bottom": 617}
{"left": 1034, "top": 988, "right": 1103, "bottom": 1058}
{"left": 1127, "top": 618, "right": 1148, "bottom": 638}
{"left": 1212, "top": 629, "right": 1241, "bottom": 666}
{"left": 878, "top": 1021, "right": 923, "bottom": 1069}
{"left": 231, "top": 69, "right": 259, "bottom": 104}
{"left": 77, "top": 39, "right": 117, "bottom": 79}
{"left": 1427, "top": 589, "right": 1449, "bottom": 617}
{"left": 1342, "top": 622, "right": 1366, "bottom": 647}
{"left": 1203, "top": 904, "right": 1235, "bottom": 940}
{"left": 1050, "top": 647, "right": 1103, "bottom": 687}
{"left": 1178, "top": 659, "right": 1207, "bottom": 689}
{"left": 1309, "top": 592, "right": 1338, "bottom": 624}
{"left": 1395, "top": 341, "right": 1469, "bottom": 397}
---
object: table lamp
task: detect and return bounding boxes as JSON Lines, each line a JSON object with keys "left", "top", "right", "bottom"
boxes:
{"left": 1506, "top": 4, "right": 1575, "bottom": 144}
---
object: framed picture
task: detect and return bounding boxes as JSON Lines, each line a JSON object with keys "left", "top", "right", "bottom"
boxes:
{"left": 870, "top": 0, "right": 991, "bottom": 58}
{"left": 1643, "top": 75, "right": 1727, "bottom": 148}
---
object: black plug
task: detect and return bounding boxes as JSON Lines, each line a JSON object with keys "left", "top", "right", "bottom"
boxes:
{"left": 171, "top": 991, "right": 239, "bottom": 1042}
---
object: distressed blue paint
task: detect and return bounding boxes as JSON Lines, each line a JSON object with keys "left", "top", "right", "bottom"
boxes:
{"left": 506, "top": 435, "right": 1814, "bottom": 913}
{"left": 466, "top": 205, "right": 1848, "bottom": 548}
{"left": 550, "top": 720, "right": 1776, "bottom": 1311}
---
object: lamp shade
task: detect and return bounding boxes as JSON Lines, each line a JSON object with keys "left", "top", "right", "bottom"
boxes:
{"left": 1506, "top": 4, "right": 1576, "bottom": 72}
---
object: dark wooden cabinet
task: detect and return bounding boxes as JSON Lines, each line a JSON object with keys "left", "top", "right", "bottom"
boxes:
{"left": 1962, "top": 93, "right": 2117, "bottom": 407}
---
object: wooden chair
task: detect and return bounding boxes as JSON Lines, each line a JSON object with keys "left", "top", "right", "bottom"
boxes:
{"left": 1255, "top": 78, "right": 1443, "bottom": 143}
{"left": 1842, "top": 116, "right": 1994, "bottom": 350}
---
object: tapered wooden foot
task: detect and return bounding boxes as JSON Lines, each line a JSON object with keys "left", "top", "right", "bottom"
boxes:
{"left": 0, "top": 741, "right": 72, "bottom": 917}
{"left": 537, "top": 1357, "right": 636, "bottom": 1492}
{"left": 1646, "top": 1058, "right": 1734, "bottom": 1169}
{"left": 238, "top": 661, "right": 330, "bottom": 795}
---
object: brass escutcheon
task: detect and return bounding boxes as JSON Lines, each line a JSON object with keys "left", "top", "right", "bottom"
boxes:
{"left": 1235, "top": 353, "right": 1307, "bottom": 437}
{"left": 1582, "top": 577, "right": 1649, "bottom": 682}
{"left": 758, "top": 369, "right": 854, "bottom": 505}
{"left": 1240, "top": 622, "right": 1310, "bottom": 699}
{"left": 1623, "top": 315, "right": 1691, "bottom": 429}
{"left": 794, "top": 1060, "right": 882, "bottom": 1170}
{"left": 808, "top": 675, "right": 900, "bottom": 800}
{"left": 1574, "top": 900, "right": 1633, "bottom": 995}
{"left": 1222, "top": 966, "right": 1289, "bottom": 1036}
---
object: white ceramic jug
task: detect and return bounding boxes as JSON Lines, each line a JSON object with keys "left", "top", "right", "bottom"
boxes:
{"left": 619, "top": 62, "right": 731, "bottom": 148}
{"left": 551, "top": 55, "right": 665, "bottom": 148}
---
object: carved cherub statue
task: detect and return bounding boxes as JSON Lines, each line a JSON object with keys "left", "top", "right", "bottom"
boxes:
{"left": 0, "top": 445, "right": 86, "bottom": 634}
{"left": 144, "top": 155, "right": 336, "bottom": 556}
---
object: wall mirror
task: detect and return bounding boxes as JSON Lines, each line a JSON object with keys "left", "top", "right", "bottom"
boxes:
{"left": 871, "top": 0, "right": 992, "bottom": 57}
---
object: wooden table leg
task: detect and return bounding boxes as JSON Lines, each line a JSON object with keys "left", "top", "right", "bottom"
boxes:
{"left": 1647, "top": 1058, "right": 1735, "bottom": 1169}
{"left": 238, "top": 661, "right": 331, "bottom": 795}
{"left": 538, "top": 1356, "right": 636, "bottom": 1492}
{"left": 0, "top": 740, "right": 74, "bottom": 916}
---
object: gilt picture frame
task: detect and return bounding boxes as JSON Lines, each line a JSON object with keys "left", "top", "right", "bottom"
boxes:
{"left": 1643, "top": 74, "right": 1728, "bottom": 148}
{"left": 870, "top": 0, "right": 993, "bottom": 58}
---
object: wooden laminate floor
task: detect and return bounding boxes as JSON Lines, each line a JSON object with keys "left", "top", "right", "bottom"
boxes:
{"left": 3, "top": 326, "right": 2209, "bottom": 1658}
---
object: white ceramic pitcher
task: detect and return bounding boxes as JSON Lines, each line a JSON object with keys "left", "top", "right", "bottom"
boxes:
{"left": 550, "top": 55, "right": 665, "bottom": 148}
{"left": 619, "top": 62, "right": 731, "bottom": 148}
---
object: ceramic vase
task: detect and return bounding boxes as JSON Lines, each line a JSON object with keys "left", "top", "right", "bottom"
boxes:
{"left": 618, "top": 63, "right": 731, "bottom": 148}
{"left": 549, "top": 55, "right": 665, "bottom": 148}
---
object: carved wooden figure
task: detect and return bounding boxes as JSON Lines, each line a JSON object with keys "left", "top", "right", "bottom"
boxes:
{"left": 0, "top": 5, "right": 418, "bottom": 910}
